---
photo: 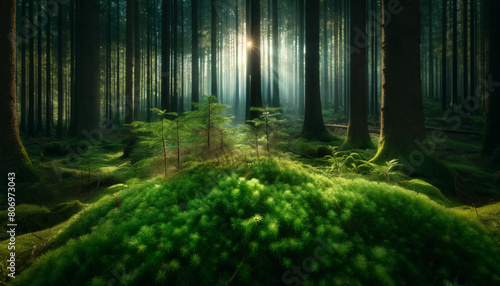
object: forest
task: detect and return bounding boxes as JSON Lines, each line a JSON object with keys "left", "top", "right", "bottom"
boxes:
{"left": 0, "top": 0, "right": 500, "bottom": 285}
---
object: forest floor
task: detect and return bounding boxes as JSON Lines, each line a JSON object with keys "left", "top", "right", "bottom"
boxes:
{"left": 1, "top": 117, "right": 499, "bottom": 285}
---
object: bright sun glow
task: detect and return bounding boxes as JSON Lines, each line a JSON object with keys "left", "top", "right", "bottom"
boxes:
{"left": 247, "top": 41, "right": 252, "bottom": 48}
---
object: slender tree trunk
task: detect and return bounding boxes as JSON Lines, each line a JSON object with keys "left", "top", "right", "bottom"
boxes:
{"left": 57, "top": 3, "right": 64, "bottom": 137}
{"left": 0, "top": 0, "right": 36, "bottom": 180}
{"left": 271, "top": 0, "right": 280, "bottom": 108}
{"left": 125, "top": 0, "right": 135, "bottom": 124}
{"left": 20, "top": 0, "right": 27, "bottom": 133}
{"left": 76, "top": 0, "right": 101, "bottom": 135}
{"left": 234, "top": 0, "right": 240, "bottom": 116}
{"left": 37, "top": 2, "right": 43, "bottom": 133}
{"left": 429, "top": 0, "right": 434, "bottom": 99}
{"left": 46, "top": 3, "right": 52, "bottom": 137}
{"left": 298, "top": 0, "right": 305, "bottom": 115}
{"left": 371, "top": 0, "right": 442, "bottom": 180}
{"left": 172, "top": 0, "right": 179, "bottom": 112}
{"left": 462, "top": 0, "right": 468, "bottom": 102}
{"left": 469, "top": 0, "right": 476, "bottom": 99}
{"left": 28, "top": 0, "right": 35, "bottom": 136}
{"left": 451, "top": 0, "right": 458, "bottom": 105}
{"left": 482, "top": 0, "right": 500, "bottom": 159}
{"left": 115, "top": 0, "right": 121, "bottom": 124}
{"left": 134, "top": 0, "right": 141, "bottom": 121}
{"left": 300, "top": 0, "right": 329, "bottom": 140}
{"left": 441, "top": 0, "right": 448, "bottom": 110}
{"left": 341, "top": 0, "right": 372, "bottom": 150}
{"left": 191, "top": 0, "right": 199, "bottom": 109}
{"left": 245, "top": 0, "right": 251, "bottom": 120}
{"left": 161, "top": 0, "right": 170, "bottom": 111}
{"left": 249, "top": 0, "right": 263, "bottom": 120}
{"left": 211, "top": 0, "right": 218, "bottom": 97}
{"left": 69, "top": 0, "right": 77, "bottom": 135}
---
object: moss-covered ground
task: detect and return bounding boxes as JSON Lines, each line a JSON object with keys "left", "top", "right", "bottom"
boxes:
{"left": 1, "top": 114, "right": 499, "bottom": 285}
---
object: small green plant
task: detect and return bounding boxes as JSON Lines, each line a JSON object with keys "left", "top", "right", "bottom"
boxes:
{"left": 245, "top": 106, "right": 286, "bottom": 157}
{"left": 381, "top": 159, "right": 402, "bottom": 183}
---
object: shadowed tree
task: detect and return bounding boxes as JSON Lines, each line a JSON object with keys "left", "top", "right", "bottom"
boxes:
{"left": 300, "top": 0, "right": 330, "bottom": 141}
{"left": 0, "top": 0, "right": 37, "bottom": 181}
{"left": 161, "top": 0, "right": 170, "bottom": 111}
{"left": 370, "top": 0, "right": 451, "bottom": 187}
{"left": 191, "top": 0, "right": 199, "bottom": 109}
{"left": 211, "top": 0, "right": 218, "bottom": 97}
{"left": 248, "top": 0, "right": 263, "bottom": 120}
{"left": 125, "top": 0, "right": 135, "bottom": 124}
{"left": 482, "top": 0, "right": 500, "bottom": 161}
{"left": 340, "top": 0, "right": 373, "bottom": 150}
{"left": 75, "top": 0, "right": 101, "bottom": 135}
{"left": 271, "top": 0, "right": 280, "bottom": 108}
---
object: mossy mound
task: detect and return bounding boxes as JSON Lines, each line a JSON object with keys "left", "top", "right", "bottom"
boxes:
{"left": 0, "top": 201, "right": 85, "bottom": 238}
{"left": 13, "top": 159, "right": 500, "bottom": 286}
{"left": 398, "top": 179, "right": 453, "bottom": 207}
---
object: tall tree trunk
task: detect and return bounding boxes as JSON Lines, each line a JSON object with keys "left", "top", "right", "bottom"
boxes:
{"left": 172, "top": 0, "right": 178, "bottom": 112}
{"left": 234, "top": 0, "right": 240, "bottom": 116}
{"left": 297, "top": 0, "right": 305, "bottom": 115}
{"left": 482, "top": 0, "right": 500, "bottom": 159}
{"left": 28, "top": 0, "right": 35, "bottom": 136}
{"left": 125, "top": 0, "right": 135, "bottom": 124}
{"left": 245, "top": 0, "right": 251, "bottom": 120}
{"left": 300, "top": 0, "right": 329, "bottom": 140}
{"left": 249, "top": 0, "right": 263, "bottom": 120}
{"left": 69, "top": 0, "right": 77, "bottom": 135}
{"left": 115, "top": 0, "right": 121, "bottom": 124}
{"left": 441, "top": 0, "right": 448, "bottom": 110}
{"left": 46, "top": 2, "right": 52, "bottom": 137}
{"left": 451, "top": 0, "right": 458, "bottom": 105}
{"left": 0, "top": 0, "right": 37, "bottom": 180}
{"left": 271, "top": 0, "right": 280, "bottom": 108}
{"left": 134, "top": 0, "right": 141, "bottom": 121}
{"left": 146, "top": 0, "right": 152, "bottom": 121}
{"left": 371, "top": 0, "right": 428, "bottom": 172}
{"left": 161, "top": 0, "right": 170, "bottom": 111}
{"left": 75, "top": 0, "right": 101, "bottom": 135}
{"left": 57, "top": 2, "right": 64, "bottom": 137}
{"left": 469, "top": 0, "right": 476, "bottom": 99}
{"left": 462, "top": 0, "right": 468, "bottom": 102}
{"left": 428, "top": 0, "right": 434, "bottom": 99}
{"left": 20, "top": 0, "right": 27, "bottom": 133}
{"left": 341, "top": 0, "right": 372, "bottom": 150}
{"left": 191, "top": 0, "right": 199, "bottom": 109}
{"left": 211, "top": 0, "right": 218, "bottom": 97}
{"left": 37, "top": 2, "right": 43, "bottom": 133}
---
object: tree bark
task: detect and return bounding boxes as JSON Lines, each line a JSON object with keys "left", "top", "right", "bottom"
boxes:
{"left": 211, "top": 0, "right": 218, "bottom": 97}
{"left": 191, "top": 0, "right": 199, "bottom": 109}
{"left": 482, "top": 0, "right": 500, "bottom": 159}
{"left": 46, "top": 2, "right": 52, "bottom": 137}
{"left": 0, "top": 0, "right": 37, "bottom": 181}
{"left": 134, "top": 0, "right": 141, "bottom": 121}
{"left": 371, "top": 0, "right": 428, "bottom": 170}
{"left": 125, "top": 0, "right": 135, "bottom": 124}
{"left": 300, "top": 0, "right": 329, "bottom": 141}
{"left": 341, "top": 0, "right": 372, "bottom": 150}
{"left": 75, "top": 0, "right": 101, "bottom": 135}
{"left": 441, "top": 0, "right": 447, "bottom": 110}
{"left": 57, "top": 2, "right": 64, "bottom": 137}
{"left": 271, "top": 0, "right": 280, "bottom": 108}
{"left": 249, "top": 0, "right": 263, "bottom": 120}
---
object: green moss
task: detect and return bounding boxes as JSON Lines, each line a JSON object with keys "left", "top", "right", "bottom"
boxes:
{"left": 398, "top": 179, "right": 453, "bottom": 207}
{"left": 316, "top": 145, "right": 334, "bottom": 157}
{"left": 0, "top": 201, "right": 85, "bottom": 238}
{"left": 42, "top": 142, "right": 65, "bottom": 157}
{"left": 13, "top": 159, "right": 500, "bottom": 286}
{"left": 289, "top": 138, "right": 318, "bottom": 157}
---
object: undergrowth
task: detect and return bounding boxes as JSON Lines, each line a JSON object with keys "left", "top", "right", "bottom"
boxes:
{"left": 13, "top": 159, "right": 500, "bottom": 286}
